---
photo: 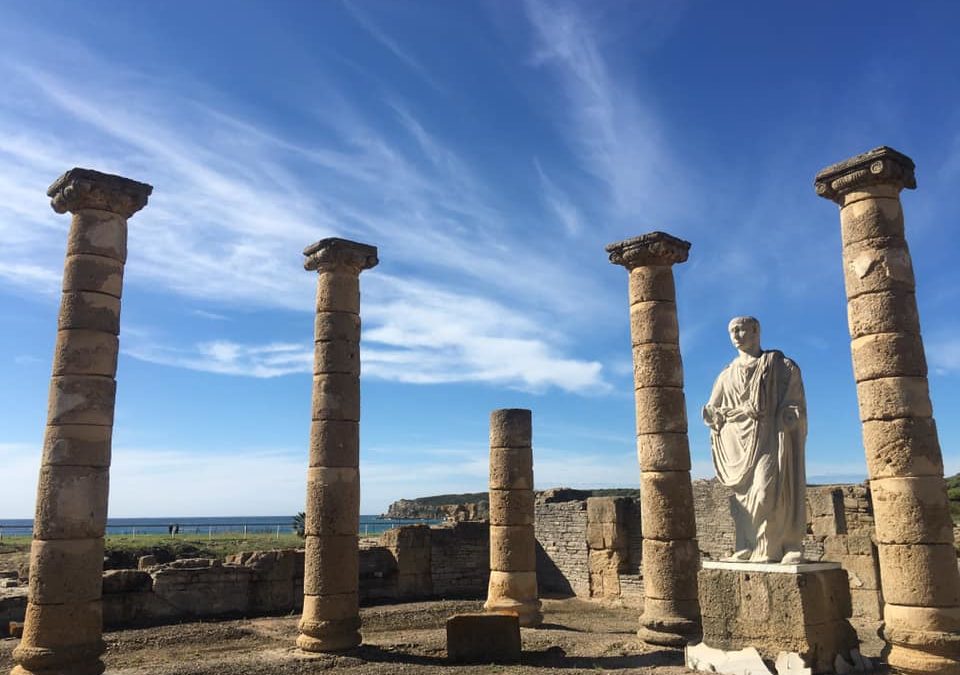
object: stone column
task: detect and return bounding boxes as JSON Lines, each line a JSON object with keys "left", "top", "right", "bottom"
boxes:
{"left": 484, "top": 408, "right": 543, "bottom": 627}
{"left": 12, "top": 169, "right": 152, "bottom": 675}
{"left": 815, "top": 147, "right": 960, "bottom": 674}
{"left": 607, "top": 232, "right": 701, "bottom": 647}
{"left": 298, "top": 237, "right": 378, "bottom": 653}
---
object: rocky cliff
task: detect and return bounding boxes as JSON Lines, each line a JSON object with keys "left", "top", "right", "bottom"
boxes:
{"left": 384, "top": 495, "right": 489, "bottom": 521}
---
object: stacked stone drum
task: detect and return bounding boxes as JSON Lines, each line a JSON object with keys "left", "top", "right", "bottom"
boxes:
{"left": 484, "top": 408, "right": 543, "bottom": 627}
{"left": 13, "top": 169, "right": 152, "bottom": 675}
{"left": 607, "top": 232, "right": 702, "bottom": 647}
{"left": 815, "top": 146, "right": 960, "bottom": 674}
{"left": 297, "top": 238, "right": 378, "bottom": 652}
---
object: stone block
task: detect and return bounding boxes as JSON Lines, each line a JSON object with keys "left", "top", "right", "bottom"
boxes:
{"left": 489, "top": 408, "right": 531, "bottom": 448}
{"left": 102, "top": 570, "right": 152, "bottom": 594}
{"left": 52, "top": 329, "right": 119, "bottom": 377}
{"left": 839, "top": 194, "right": 903, "bottom": 245}
{"left": 137, "top": 555, "right": 158, "bottom": 570}
{"left": 62, "top": 254, "right": 124, "bottom": 297}
{"left": 313, "top": 311, "right": 360, "bottom": 342}
{"left": 838, "top": 555, "right": 880, "bottom": 591}
{"left": 18, "top": 598, "right": 104, "bottom": 649}
{"left": 33, "top": 465, "right": 109, "bottom": 539}
{"left": 9, "top": 621, "right": 23, "bottom": 638}
{"left": 315, "top": 269, "right": 359, "bottom": 314}
{"left": 628, "top": 265, "right": 676, "bottom": 303}
{"left": 632, "top": 343, "right": 683, "bottom": 387}
{"left": 150, "top": 564, "right": 252, "bottom": 617}
{"left": 301, "top": 591, "right": 358, "bottom": 622}
{"left": 303, "top": 535, "right": 359, "bottom": 595}
{"left": 67, "top": 210, "right": 127, "bottom": 260}
{"left": 634, "top": 386, "right": 687, "bottom": 434}
{"left": 850, "top": 332, "right": 926, "bottom": 382}
{"left": 641, "top": 471, "right": 696, "bottom": 540}
{"left": 642, "top": 538, "right": 699, "bottom": 601}
{"left": 489, "top": 447, "right": 533, "bottom": 490}
{"left": 876, "top": 543, "right": 960, "bottom": 606}
{"left": 850, "top": 589, "right": 883, "bottom": 620}
{"left": 47, "top": 375, "right": 117, "bottom": 426}
{"left": 489, "top": 489, "right": 535, "bottom": 526}
{"left": 846, "top": 290, "right": 920, "bottom": 340}
{"left": 586, "top": 521, "right": 627, "bottom": 550}
{"left": 490, "top": 525, "right": 536, "bottom": 572}
{"left": 28, "top": 538, "right": 104, "bottom": 603}
{"left": 862, "top": 417, "right": 943, "bottom": 479}
{"left": 42, "top": 423, "right": 111, "bottom": 468}
{"left": 313, "top": 339, "right": 359, "bottom": 376}
{"left": 842, "top": 240, "right": 914, "bottom": 299}
{"left": 308, "top": 419, "right": 359, "bottom": 468}
{"left": 856, "top": 376, "right": 932, "bottom": 421}
{"left": 311, "top": 373, "right": 360, "bottom": 422}
{"left": 870, "top": 476, "right": 954, "bottom": 544}
{"left": 304, "top": 467, "right": 360, "bottom": 536}
{"left": 629, "top": 300, "right": 679, "bottom": 345}
{"left": 446, "top": 613, "right": 520, "bottom": 664}
{"left": 586, "top": 496, "right": 632, "bottom": 525}
{"left": 58, "top": 290, "right": 121, "bottom": 334}
{"left": 698, "top": 565, "right": 857, "bottom": 673}
{"left": 637, "top": 432, "right": 691, "bottom": 471}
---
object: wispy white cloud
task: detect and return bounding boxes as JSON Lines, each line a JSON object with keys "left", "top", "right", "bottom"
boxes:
{"left": 0, "top": 41, "right": 609, "bottom": 393}
{"left": 534, "top": 158, "right": 582, "bottom": 236}
{"left": 341, "top": 0, "right": 443, "bottom": 91}
{"left": 927, "top": 333, "right": 960, "bottom": 376}
{"left": 523, "top": 0, "right": 683, "bottom": 223}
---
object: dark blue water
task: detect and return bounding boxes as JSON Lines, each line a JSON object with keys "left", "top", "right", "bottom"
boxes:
{"left": 0, "top": 516, "right": 440, "bottom": 537}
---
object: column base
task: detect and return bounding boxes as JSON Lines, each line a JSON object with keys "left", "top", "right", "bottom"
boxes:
{"left": 883, "top": 602, "right": 960, "bottom": 674}
{"left": 297, "top": 616, "right": 361, "bottom": 652}
{"left": 483, "top": 597, "right": 543, "bottom": 628}
{"left": 11, "top": 641, "right": 106, "bottom": 675}
{"left": 638, "top": 613, "right": 702, "bottom": 648}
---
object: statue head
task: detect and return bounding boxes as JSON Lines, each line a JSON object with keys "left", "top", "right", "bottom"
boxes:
{"left": 728, "top": 316, "right": 761, "bottom": 356}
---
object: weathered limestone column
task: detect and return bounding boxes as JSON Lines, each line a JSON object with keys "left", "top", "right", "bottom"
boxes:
{"left": 484, "top": 408, "right": 543, "bottom": 627}
{"left": 298, "top": 237, "right": 378, "bottom": 653}
{"left": 815, "top": 147, "right": 960, "bottom": 674}
{"left": 13, "top": 169, "right": 152, "bottom": 675}
{"left": 607, "top": 232, "right": 701, "bottom": 647}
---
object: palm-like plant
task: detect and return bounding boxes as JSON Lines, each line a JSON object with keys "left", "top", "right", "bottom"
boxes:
{"left": 293, "top": 512, "right": 306, "bottom": 538}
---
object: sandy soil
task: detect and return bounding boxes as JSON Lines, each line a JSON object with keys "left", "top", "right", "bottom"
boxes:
{"left": 0, "top": 597, "right": 692, "bottom": 674}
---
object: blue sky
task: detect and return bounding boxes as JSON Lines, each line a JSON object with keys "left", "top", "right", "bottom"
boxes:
{"left": 1, "top": 1, "right": 958, "bottom": 517}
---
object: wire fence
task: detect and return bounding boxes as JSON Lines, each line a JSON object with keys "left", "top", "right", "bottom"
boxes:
{"left": 0, "top": 519, "right": 439, "bottom": 541}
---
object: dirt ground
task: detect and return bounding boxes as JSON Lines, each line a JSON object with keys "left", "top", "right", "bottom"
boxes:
{"left": 0, "top": 597, "right": 692, "bottom": 675}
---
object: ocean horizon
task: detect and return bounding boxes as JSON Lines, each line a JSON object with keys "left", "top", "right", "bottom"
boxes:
{"left": 0, "top": 515, "right": 440, "bottom": 537}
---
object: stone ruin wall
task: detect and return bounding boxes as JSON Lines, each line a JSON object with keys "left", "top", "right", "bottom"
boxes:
{"left": 0, "top": 480, "right": 888, "bottom": 639}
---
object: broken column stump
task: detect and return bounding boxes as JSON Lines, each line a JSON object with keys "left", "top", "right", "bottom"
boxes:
{"left": 698, "top": 561, "right": 858, "bottom": 674}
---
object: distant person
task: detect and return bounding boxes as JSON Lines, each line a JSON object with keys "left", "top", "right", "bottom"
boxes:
{"left": 168, "top": 524, "right": 173, "bottom": 535}
{"left": 173, "top": 524, "right": 180, "bottom": 535}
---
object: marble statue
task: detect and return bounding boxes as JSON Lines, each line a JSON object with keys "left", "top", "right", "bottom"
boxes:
{"left": 702, "top": 317, "right": 807, "bottom": 564}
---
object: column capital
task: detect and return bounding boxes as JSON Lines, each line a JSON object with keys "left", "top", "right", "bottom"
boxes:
{"left": 48, "top": 168, "right": 153, "bottom": 218}
{"left": 304, "top": 237, "right": 379, "bottom": 272}
{"left": 606, "top": 231, "right": 690, "bottom": 270}
{"left": 814, "top": 146, "right": 916, "bottom": 204}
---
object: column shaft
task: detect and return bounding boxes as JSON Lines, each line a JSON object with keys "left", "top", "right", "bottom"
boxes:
{"left": 484, "top": 408, "right": 543, "bottom": 627}
{"left": 815, "top": 147, "right": 960, "bottom": 674}
{"left": 13, "top": 169, "right": 151, "bottom": 675}
{"left": 607, "top": 233, "right": 701, "bottom": 648}
{"left": 298, "top": 238, "right": 377, "bottom": 653}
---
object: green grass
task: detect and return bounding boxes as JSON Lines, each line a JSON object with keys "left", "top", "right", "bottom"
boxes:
{"left": 947, "top": 473, "right": 960, "bottom": 525}
{"left": 1, "top": 533, "right": 307, "bottom": 567}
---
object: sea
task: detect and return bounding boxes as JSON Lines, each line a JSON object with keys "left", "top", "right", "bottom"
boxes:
{"left": 0, "top": 515, "right": 440, "bottom": 538}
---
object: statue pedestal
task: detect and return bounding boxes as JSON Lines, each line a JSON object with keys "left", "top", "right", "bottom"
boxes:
{"left": 695, "top": 561, "right": 859, "bottom": 674}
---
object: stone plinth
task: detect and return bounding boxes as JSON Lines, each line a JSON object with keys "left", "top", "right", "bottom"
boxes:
{"left": 484, "top": 409, "right": 542, "bottom": 627}
{"left": 446, "top": 613, "right": 521, "bottom": 664}
{"left": 698, "top": 561, "right": 857, "bottom": 674}
{"left": 297, "top": 238, "right": 378, "bottom": 653}
{"left": 12, "top": 168, "right": 152, "bottom": 675}
{"left": 607, "top": 232, "right": 701, "bottom": 647}
{"left": 815, "top": 147, "right": 960, "bottom": 674}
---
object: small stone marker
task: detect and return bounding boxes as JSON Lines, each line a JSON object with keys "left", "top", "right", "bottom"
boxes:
{"left": 446, "top": 613, "right": 521, "bottom": 664}
{"left": 9, "top": 621, "right": 24, "bottom": 638}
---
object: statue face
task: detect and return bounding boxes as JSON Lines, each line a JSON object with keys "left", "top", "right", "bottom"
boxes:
{"left": 728, "top": 319, "right": 760, "bottom": 353}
